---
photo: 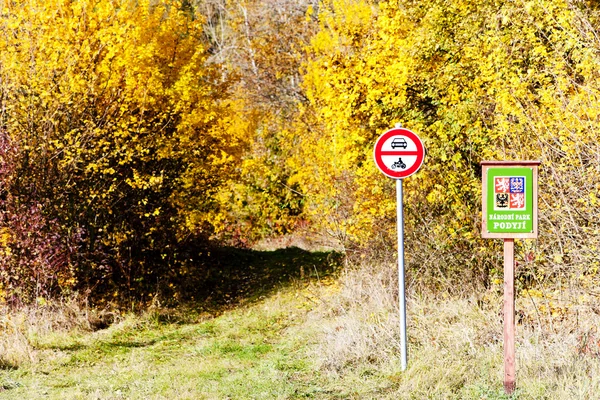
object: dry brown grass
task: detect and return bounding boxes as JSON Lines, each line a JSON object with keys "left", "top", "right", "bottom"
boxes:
{"left": 311, "top": 261, "right": 600, "bottom": 399}
{"left": 0, "top": 298, "right": 113, "bottom": 370}
{"left": 1, "top": 260, "right": 599, "bottom": 399}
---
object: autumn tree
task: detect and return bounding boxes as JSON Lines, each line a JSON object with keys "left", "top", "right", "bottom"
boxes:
{"left": 295, "top": 0, "right": 600, "bottom": 290}
{"left": 194, "top": 0, "right": 320, "bottom": 244}
{"left": 0, "top": 0, "right": 246, "bottom": 304}
{"left": 3, "top": 0, "right": 600, "bottom": 304}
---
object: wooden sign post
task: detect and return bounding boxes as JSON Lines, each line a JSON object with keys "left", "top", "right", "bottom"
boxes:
{"left": 481, "top": 161, "right": 540, "bottom": 394}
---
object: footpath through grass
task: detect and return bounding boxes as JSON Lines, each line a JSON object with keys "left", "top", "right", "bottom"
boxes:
{"left": 0, "top": 286, "right": 331, "bottom": 399}
{"left": 0, "top": 246, "right": 342, "bottom": 399}
{"left": 2, "top": 247, "right": 600, "bottom": 399}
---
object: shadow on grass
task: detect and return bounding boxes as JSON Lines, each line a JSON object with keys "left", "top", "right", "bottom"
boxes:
{"left": 81, "top": 244, "right": 342, "bottom": 322}
{"left": 167, "top": 246, "right": 342, "bottom": 312}
{"left": 23, "top": 247, "right": 342, "bottom": 370}
{"left": 101, "top": 339, "right": 157, "bottom": 349}
{"left": 0, "top": 358, "right": 19, "bottom": 371}
{"left": 36, "top": 343, "right": 87, "bottom": 352}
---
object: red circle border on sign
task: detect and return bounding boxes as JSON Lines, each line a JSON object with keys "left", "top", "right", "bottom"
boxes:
{"left": 373, "top": 128, "right": 425, "bottom": 179}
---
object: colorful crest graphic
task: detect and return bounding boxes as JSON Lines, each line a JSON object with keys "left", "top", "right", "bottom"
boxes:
{"left": 494, "top": 177, "right": 526, "bottom": 210}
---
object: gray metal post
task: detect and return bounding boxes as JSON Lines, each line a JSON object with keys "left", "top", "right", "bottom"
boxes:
{"left": 397, "top": 178, "right": 407, "bottom": 371}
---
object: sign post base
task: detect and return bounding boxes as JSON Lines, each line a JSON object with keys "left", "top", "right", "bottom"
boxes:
{"left": 503, "top": 238, "right": 516, "bottom": 395}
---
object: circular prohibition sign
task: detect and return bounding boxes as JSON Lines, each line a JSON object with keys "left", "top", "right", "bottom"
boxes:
{"left": 373, "top": 128, "right": 425, "bottom": 179}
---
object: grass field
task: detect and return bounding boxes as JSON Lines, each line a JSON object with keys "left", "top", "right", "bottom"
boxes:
{"left": 0, "top": 288, "right": 328, "bottom": 399}
{"left": 1, "top": 250, "right": 599, "bottom": 399}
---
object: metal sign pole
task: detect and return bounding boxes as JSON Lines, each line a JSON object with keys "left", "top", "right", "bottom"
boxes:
{"left": 397, "top": 178, "right": 407, "bottom": 371}
{"left": 374, "top": 123, "right": 424, "bottom": 373}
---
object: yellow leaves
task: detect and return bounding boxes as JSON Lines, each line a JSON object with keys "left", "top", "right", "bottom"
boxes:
{"left": 144, "top": 208, "right": 161, "bottom": 218}
{"left": 306, "top": 5, "right": 315, "bottom": 22}
{"left": 0, "top": 228, "right": 12, "bottom": 249}
{"left": 0, "top": 0, "right": 241, "bottom": 248}
{"left": 126, "top": 170, "right": 164, "bottom": 190}
{"left": 284, "top": 0, "right": 597, "bottom": 266}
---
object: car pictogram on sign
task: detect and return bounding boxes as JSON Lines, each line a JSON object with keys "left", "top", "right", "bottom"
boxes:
{"left": 391, "top": 137, "right": 407, "bottom": 149}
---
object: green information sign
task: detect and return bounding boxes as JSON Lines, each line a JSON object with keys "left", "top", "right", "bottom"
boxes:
{"left": 481, "top": 161, "right": 540, "bottom": 239}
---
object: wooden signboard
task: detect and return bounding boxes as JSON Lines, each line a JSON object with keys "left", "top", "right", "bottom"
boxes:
{"left": 481, "top": 160, "right": 540, "bottom": 395}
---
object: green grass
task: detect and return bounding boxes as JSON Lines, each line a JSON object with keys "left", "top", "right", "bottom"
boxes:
{"left": 0, "top": 285, "right": 529, "bottom": 400}
{"left": 1, "top": 253, "right": 599, "bottom": 399}
{"left": 0, "top": 246, "right": 342, "bottom": 399}
{"left": 0, "top": 285, "right": 327, "bottom": 399}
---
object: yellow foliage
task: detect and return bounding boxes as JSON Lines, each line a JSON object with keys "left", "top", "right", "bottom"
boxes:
{"left": 285, "top": 0, "right": 600, "bottom": 288}
{"left": 0, "top": 0, "right": 246, "bottom": 302}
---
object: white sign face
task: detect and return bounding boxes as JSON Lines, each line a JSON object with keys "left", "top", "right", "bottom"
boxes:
{"left": 373, "top": 128, "right": 425, "bottom": 179}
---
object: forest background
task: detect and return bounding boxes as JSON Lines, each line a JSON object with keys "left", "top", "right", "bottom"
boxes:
{"left": 0, "top": 0, "right": 599, "bottom": 313}
{"left": 3, "top": 0, "right": 600, "bottom": 397}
